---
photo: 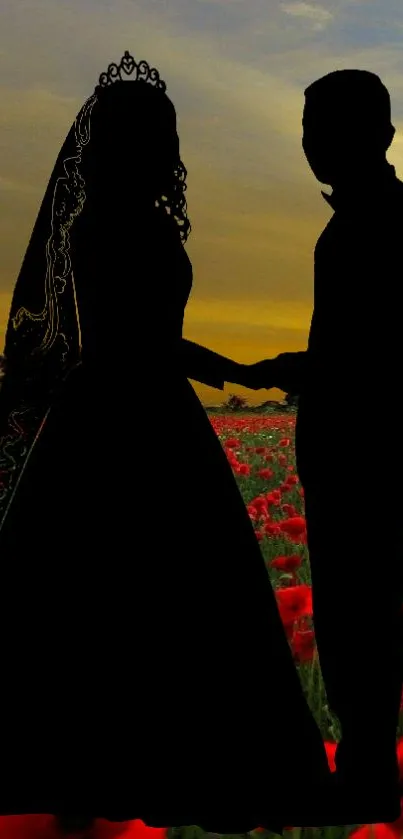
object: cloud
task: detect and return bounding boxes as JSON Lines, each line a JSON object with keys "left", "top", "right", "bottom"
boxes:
{"left": 280, "top": 2, "right": 334, "bottom": 30}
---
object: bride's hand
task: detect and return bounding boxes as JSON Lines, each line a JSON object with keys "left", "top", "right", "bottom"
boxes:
{"left": 238, "top": 359, "right": 277, "bottom": 390}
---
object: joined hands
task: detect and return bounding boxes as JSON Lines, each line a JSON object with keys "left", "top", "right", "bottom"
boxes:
{"left": 236, "top": 352, "right": 303, "bottom": 394}
{"left": 238, "top": 359, "right": 278, "bottom": 391}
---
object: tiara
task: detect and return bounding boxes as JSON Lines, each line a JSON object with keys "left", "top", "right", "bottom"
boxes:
{"left": 95, "top": 49, "right": 167, "bottom": 94}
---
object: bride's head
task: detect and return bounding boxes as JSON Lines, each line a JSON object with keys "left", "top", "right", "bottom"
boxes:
{"left": 80, "top": 78, "right": 190, "bottom": 238}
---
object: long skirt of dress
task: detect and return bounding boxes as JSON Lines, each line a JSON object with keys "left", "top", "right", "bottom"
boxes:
{"left": 0, "top": 365, "right": 329, "bottom": 830}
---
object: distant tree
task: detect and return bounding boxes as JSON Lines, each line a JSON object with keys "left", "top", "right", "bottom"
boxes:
{"left": 224, "top": 393, "right": 249, "bottom": 412}
{"left": 284, "top": 392, "right": 299, "bottom": 408}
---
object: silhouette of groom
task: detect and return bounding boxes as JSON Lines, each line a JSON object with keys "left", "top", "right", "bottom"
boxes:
{"left": 250, "top": 69, "right": 403, "bottom": 822}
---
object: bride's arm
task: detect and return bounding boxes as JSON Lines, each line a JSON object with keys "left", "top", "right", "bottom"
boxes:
{"left": 176, "top": 338, "right": 248, "bottom": 390}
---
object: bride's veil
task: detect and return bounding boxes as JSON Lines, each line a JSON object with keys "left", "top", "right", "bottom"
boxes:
{"left": 0, "top": 49, "right": 190, "bottom": 532}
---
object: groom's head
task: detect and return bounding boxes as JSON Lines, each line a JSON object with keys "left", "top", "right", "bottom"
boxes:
{"left": 302, "top": 69, "right": 395, "bottom": 187}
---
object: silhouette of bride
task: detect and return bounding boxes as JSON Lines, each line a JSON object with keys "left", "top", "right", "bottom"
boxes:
{"left": 0, "top": 51, "right": 332, "bottom": 835}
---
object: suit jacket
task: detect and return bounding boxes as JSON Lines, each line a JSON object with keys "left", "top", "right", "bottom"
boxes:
{"left": 274, "top": 162, "right": 403, "bottom": 487}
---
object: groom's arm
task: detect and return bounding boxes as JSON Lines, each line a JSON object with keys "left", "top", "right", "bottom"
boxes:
{"left": 176, "top": 338, "right": 247, "bottom": 390}
{"left": 272, "top": 351, "right": 308, "bottom": 394}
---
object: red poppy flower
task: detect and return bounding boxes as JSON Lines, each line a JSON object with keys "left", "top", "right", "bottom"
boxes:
{"left": 256, "top": 468, "right": 274, "bottom": 480}
{"left": 270, "top": 555, "right": 302, "bottom": 572}
{"left": 324, "top": 740, "right": 337, "bottom": 773}
{"left": 224, "top": 437, "right": 241, "bottom": 449}
{"left": 263, "top": 522, "right": 281, "bottom": 537}
{"left": 275, "top": 584, "right": 313, "bottom": 626}
{"left": 238, "top": 463, "right": 251, "bottom": 475}
{"left": 292, "top": 628, "right": 315, "bottom": 662}
{"left": 279, "top": 517, "right": 306, "bottom": 536}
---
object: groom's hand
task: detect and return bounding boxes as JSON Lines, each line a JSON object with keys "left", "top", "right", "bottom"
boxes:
{"left": 240, "top": 359, "right": 278, "bottom": 390}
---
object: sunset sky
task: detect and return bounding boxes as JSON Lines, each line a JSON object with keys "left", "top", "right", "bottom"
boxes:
{"left": 1, "top": 0, "right": 402, "bottom": 405}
